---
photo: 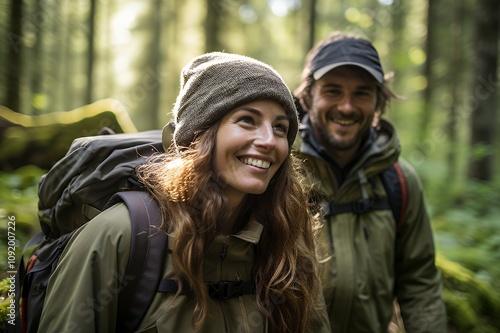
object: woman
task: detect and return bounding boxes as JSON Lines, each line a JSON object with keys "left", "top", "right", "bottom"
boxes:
{"left": 38, "top": 52, "right": 330, "bottom": 332}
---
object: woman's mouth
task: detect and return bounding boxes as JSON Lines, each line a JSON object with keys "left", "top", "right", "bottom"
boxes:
{"left": 239, "top": 157, "right": 271, "bottom": 169}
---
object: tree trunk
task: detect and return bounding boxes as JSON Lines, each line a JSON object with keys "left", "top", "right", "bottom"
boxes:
{"left": 51, "top": 0, "right": 67, "bottom": 112}
{"left": 31, "top": 0, "right": 45, "bottom": 115}
{"left": 0, "top": 99, "right": 137, "bottom": 171}
{"left": 307, "top": 0, "right": 317, "bottom": 51}
{"left": 4, "top": 0, "right": 23, "bottom": 112}
{"left": 445, "top": 0, "right": 465, "bottom": 183}
{"left": 204, "top": 0, "right": 223, "bottom": 52}
{"left": 388, "top": 1, "right": 407, "bottom": 125}
{"left": 417, "top": 0, "right": 438, "bottom": 146}
{"left": 467, "top": 0, "right": 499, "bottom": 181}
{"left": 86, "top": 0, "right": 97, "bottom": 104}
{"left": 148, "top": 0, "right": 163, "bottom": 128}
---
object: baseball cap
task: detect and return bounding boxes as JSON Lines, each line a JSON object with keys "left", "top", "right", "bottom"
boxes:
{"left": 310, "top": 38, "right": 384, "bottom": 83}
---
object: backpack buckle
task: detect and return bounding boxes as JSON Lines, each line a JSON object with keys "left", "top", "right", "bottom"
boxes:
{"left": 208, "top": 281, "right": 252, "bottom": 299}
{"left": 352, "top": 199, "right": 373, "bottom": 214}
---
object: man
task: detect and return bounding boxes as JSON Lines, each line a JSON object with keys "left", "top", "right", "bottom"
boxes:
{"left": 293, "top": 31, "right": 447, "bottom": 333}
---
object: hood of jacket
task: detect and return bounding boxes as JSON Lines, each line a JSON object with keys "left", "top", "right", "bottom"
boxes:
{"left": 293, "top": 117, "right": 401, "bottom": 201}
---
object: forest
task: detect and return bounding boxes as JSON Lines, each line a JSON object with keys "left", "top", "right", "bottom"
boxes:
{"left": 0, "top": 0, "right": 499, "bottom": 332}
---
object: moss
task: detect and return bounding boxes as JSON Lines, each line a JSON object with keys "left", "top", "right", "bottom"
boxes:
{"left": 437, "top": 254, "right": 500, "bottom": 332}
{"left": 0, "top": 277, "right": 15, "bottom": 331}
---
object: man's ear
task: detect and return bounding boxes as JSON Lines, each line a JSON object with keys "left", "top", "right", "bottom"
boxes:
{"left": 299, "top": 95, "right": 311, "bottom": 113}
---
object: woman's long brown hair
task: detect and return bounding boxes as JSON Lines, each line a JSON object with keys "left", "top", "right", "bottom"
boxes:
{"left": 136, "top": 125, "right": 323, "bottom": 332}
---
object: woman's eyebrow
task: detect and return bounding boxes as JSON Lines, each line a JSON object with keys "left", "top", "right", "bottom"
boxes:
{"left": 238, "top": 107, "right": 290, "bottom": 122}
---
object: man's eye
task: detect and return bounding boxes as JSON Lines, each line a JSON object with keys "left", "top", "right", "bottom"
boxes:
{"left": 356, "top": 91, "right": 374, "bottom": 98}
{"left": 326, "top": 89, "right": 341, "bottom": 95}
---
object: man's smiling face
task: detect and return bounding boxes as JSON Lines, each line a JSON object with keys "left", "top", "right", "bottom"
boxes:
{"left": 307, "top": 66, "right": 378, "bottom": 157}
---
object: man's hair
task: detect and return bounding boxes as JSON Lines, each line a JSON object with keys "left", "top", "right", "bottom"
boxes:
{"left": 294, "top": 31, "right": 400, "bottom": 116}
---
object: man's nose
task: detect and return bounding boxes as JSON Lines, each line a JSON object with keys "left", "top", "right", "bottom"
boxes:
{"left": 337, "top": 95, "right": 354, "bottom": 112}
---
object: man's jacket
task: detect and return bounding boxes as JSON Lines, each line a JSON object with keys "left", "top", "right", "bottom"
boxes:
{"left": 294, "top": 118, "right": 447, "bottom": 333}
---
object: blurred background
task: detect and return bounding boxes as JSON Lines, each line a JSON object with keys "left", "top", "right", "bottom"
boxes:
{"left": 0, "top": 0, "right": 499, "bottom": 331}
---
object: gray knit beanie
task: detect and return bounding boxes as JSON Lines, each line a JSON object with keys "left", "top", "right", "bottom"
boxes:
{"left": 167, "top": 52, "right": 298, "bottom": 150}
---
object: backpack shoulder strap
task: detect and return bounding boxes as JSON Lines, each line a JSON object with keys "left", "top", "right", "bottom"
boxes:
{"left": 9, "top": 232, "right": 45, "bottom": 333}
{"left": 322, "top": 162, "right": 408, "bottom": 234}
{"left": 107, "top": 191, "right": 167, "bottom": 333}
{"left": 380, "top": 162, "right": 408, "bottom": 233}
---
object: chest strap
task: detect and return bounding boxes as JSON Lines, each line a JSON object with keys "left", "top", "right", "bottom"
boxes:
{"left": 323, "top": 169, "right": 391, "bottom": 217}
{"left": 324, "top": 198, "right": 391, "bottom": 217}
{"left": 158, "top": 279, "right": 255, "bottom": 299}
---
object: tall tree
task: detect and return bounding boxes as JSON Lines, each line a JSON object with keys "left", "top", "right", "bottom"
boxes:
{"left": 204, "top": 0, "right": 223, "bottom": 52}
{"left": 86, "top": 0, "right": 97, "bottom": 104}
{"left": 52, "top": 0, "right": 69, "bottom": 112}
{"left": 387, "top": 0, "right": 407, "bottom": 125}
{"left": 148, "top": 0, "right": 164, "bottom": 128}
{"left": 444, "top": 0, "right": 465, "bottom": 183}
{"left": 4, "top": 0, "right": 23, "bottom": 112}
{"left": 31, "top": 0, "right": 45, "bottom": 114}
{"left": 307, "top": 0, "right": 317, "bottom": 50}
{"left": 467, "top": 0, "right": 499, "bottom": 181}
{"left": 417, "top": 0, "right": 438, "bottom": 145}
{"left": 62, "top": 2, "right": 81, "bottom": 110}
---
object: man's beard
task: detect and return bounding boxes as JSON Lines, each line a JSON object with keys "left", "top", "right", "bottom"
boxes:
{"left": 311, "top": 112, "right": 373, "bottom": 151}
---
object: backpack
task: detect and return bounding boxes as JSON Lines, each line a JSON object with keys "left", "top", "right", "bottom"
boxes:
{"left": 323, "top": 162, "right": 408, "bottom": 232}
{"left": 8, "top": 126, "right": 255, "bottom": 333}
{"left": 6, "top": 129, "right": 168, "bottom": 333}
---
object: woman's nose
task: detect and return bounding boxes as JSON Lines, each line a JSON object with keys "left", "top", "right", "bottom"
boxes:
{"left": 254, "top": 125, "right": 277, "bottom": 150}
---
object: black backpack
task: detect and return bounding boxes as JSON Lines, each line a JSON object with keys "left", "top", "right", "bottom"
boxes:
{"left": 8, "top": 126, "right": 255, "bottom": 333}
{"left": 9, "top": 129, "right": 168, "bottom": 333}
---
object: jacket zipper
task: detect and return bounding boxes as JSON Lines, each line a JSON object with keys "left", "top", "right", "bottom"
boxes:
{"left": 220, "top": 240, "right": 228, "bottom": 261}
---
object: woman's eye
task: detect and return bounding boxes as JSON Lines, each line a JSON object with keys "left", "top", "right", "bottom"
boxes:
{"left": 237, "top": 116, "right": 254, "bottom": 124}
{"left": 273, "top": 123, "right": 288, "bottom": 134}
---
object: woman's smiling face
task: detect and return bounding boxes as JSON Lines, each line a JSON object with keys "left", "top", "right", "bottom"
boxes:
{"left": 213, "top": 99, "right": 290, "bottom": 206}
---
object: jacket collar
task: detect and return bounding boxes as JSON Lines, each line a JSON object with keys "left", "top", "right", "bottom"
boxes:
{"left": 167, "top": 219, "right": 263, "bottom": 250}
{"left": 232, "top": 219, "right": 263, "bottom": 244}
{"left": 294, "top": 115, "right": 401, "bottom": 183}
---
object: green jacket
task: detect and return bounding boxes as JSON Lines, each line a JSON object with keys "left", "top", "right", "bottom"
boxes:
{"left": 294, "top": 118, "right": 447, "bottom": 333}
{"left": 39, "top": 203, "right": 331, "bottom": 333}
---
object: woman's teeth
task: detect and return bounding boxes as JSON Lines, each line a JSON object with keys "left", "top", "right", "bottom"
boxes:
{"left": 241, "top": 158, "right": 271, "bottom": 169}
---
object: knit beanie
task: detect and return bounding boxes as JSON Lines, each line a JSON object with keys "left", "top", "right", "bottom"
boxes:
{"left": 167, "top": 52, "right": 298, "bottom": 150}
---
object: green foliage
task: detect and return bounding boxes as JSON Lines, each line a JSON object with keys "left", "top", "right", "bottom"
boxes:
{"left": 0, "top": 166, "right": 45, "bottom": 270}
{"left": 438, "top": 255, "right": 500, "bottom": 332}
{"left": 431, "top": 179, "right": 500, "bottom": 331}
{"left": 433, "top": 181, "right": 500, "bottom": 290}
{"left": 461, "top": 180, "right": 500, "bottom": 216}
{"left": 469, "top": 143, "right": 494, "bottom": 162}
{"left": 0, "top": 166, "right": 44, "bottom": 330}
{"left": 0, "top": 277, "right": 15, "bottom": 331}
